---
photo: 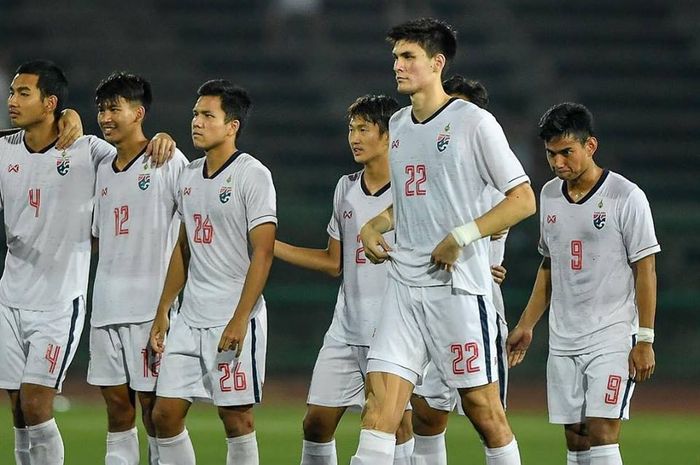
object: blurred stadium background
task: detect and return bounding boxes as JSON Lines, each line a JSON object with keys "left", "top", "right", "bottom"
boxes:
{"left": 1, "top": 0, "right": 699, "bottom": 462}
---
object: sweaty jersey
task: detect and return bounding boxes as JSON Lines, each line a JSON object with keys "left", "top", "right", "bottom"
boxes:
{"left": 539, "top": 170, "right": 660, "bottom": 355}
{"left": 91, "top": 148, "right": 188, "bottom": 327}
{"left": 326, "top": 171, "right": 392, "bottom": 346}
{"left": 177, "top": 151, "right": 276, "bottom": 328}
{"left": 387, "top": 98, "right": 529, "bottom": 294}
{"left": 0, "top": 133, "right": 113, "bottom": 311}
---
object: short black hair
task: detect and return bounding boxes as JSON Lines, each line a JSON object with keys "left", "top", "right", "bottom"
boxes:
{"left": 538, "top": 102, "right": 595, "bottom": 143}
{"left": 197, "top": 79, "right": 252, "bottom": 134}
{"left": 347, "top": 94, "right": 399, "bottom": 135}
{"left": 95, "top": 72, "right": 152, "bottom": 112}
{"left": 387, "top": 18, "right": 457, "bottom": 65}
{"left": 15, "top": 60, "right": 68, "bottom": 119}
{"left": 443, "top": 75, "right": 488, "bottom": 109}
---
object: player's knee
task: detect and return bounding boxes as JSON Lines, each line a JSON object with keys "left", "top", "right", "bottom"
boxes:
{"left": 218, "top": 405, "right": 255, "bottom": 437}
{"left": 411, "top": 396, "right": 447, "bottom": 436}
{"left": 395, "top": 412, "right": 414, "bottom": 443}
{"left": 460, "top": 396, "right": 511, "bottom": 446}
{"left": 19, "top": 389, "right": 53, "bottom": 425}
{"left": 302, "top": 411, "right": 335, "bottom": 443}
{"left": 104, "top": 393, "right": 137, "bottom": 430}
{"left": 586, "top": 419, "right": 620, "bottom": 446}
{"left": 564, "top": 423, "right": 589, "bottom": 451}
{"left": 152, "top": 400, "right": 185, "bottom": 437}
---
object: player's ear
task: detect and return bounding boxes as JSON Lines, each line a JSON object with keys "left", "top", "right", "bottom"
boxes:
{"left": 432, "top": 53, "right": 446, "bottom": 74}
{"left": 43, "top": 94, "right": 58, "bottom": 116}
{"left": 586, "top": 136, "right": 598, "bottom": 156}
{"left": 135, "top": 105, "right": 146, "bottom": 123}
{"left": 227, "top": 118, "right": 240, "bottom": 137}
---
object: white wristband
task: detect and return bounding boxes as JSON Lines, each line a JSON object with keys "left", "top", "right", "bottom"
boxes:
{"left": 637, "top": 327, "right": 654, "bottom": 343}
{"left": 451, "top": 221, "right": 481, "bottom": 247}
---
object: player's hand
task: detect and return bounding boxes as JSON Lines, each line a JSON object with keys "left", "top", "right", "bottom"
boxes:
{"left": 490, "top": 228, "right": 508, "bottom": 241}
{"left": 218, "top": 316, "right": 248, "bottom": 357}
{"left": 55, "top": 109, "right": 83, "bottom": 150}
{"left": 629, "top": 342, "right": 655, "bottom": 382}
{"left": 506, "top": 324, "right": 533, "bottom": 368}
{"left": 149, "top": 314, "right": 170, "bottom": 354}
{"left": 360, "top": 223, "right": 392, "bottom": 264}
{"left": 430, "top": 233, "right": 461, "bottom": 272}
{"left": 145, "top": 132, "right": 176, "bottom": 167}
{"left": 491, "top": 265, "right": 507, "bottom": 285}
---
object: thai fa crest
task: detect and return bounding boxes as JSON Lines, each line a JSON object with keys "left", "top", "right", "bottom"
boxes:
{"left": 138, "top": 163, "right": 151, "bottom": 190}
{"left": 436, "top": 123, "right": 451, "bottom": 153}
{"left": 56, "top": 151, "right": 70, "bottom": 176}
{"left": 593, "top": 211, "right": 606, "bottom": 229}
{"left": 219, "top": 174, "right": 233, "bottom": 204}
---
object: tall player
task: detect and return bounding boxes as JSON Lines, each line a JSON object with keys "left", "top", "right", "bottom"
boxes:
{"left": 410, "top": 75, "right": 511, "bottom": 465}
{"left": 352, "top": 18, "right": 535, "bottom": 465}
{"left": 149, "top": 80, "right": 276, "bottom": 465}
{"left": 507, "top": 103, "right": 659, "bottom": 465}
{"left": 87, "top": 72, "right": 188, "bottom": 465}
{"left": 274, "top": 95, "right": 415, "bottom": 465}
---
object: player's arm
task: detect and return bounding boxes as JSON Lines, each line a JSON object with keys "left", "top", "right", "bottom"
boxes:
{"left": 56, "top": 108, "right": 84, "bottom": 150}
{"left": 506, "top": 256, "right": 552, "bottom": 368}
{"left": 218, "top": 222, "right": 276, "bottom": 356}
{"left": 629, "top": 254, "right": 657, "bottom": 382}
{"left": 145, "top": 133, "right": 177, "bottom": 166}
{"left": 359, "top": 205, "right": 394, "bottom": 264}
{"left": 150, "top": 224, "right": 190, "bottom": 353}
{"left": 274, "top": 237, "right": 342, "bottom": 277}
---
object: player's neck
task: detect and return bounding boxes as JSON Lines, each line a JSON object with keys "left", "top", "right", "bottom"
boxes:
{"left": 410, "top": 83, "right": 451, "bottom": 122}
{"left": 115, "top": 134, "right": 148, "bottom": 168}
{"left": 567, "top": 164, "right": 603, "bottom": 197}
{"left": 23, "top": 118, "right": 59, "bottom": 153}
{"left": 363, "top": 157, "right": 390, "bottom": 191}
{"left": 205, "top": 142, "right": 238, "bottom": 175}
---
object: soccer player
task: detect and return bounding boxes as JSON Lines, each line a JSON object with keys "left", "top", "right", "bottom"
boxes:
{"left": 274, "top": 94, "right": 415, "bottom": 465}
{"left": 507, "top": 102, "right": 659, "bottom": 465}
{"left": 87, "top": 72, "right": 188, "bottom": 465}
{"left": 352, "top": 18, "right": 535, "bottom": 465}
{"left": 149, "top": 80, "right": 276, "bottom": 465}
{"left": 410, "top": 75, "right": 511, "bottom": 465}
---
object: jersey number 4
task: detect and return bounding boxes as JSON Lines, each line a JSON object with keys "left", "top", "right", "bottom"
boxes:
{"left": 29, "top": 188, "right": 41, "bottom": 217}
{"left": 404, "top": 164, "right": 426, "bottom": 196}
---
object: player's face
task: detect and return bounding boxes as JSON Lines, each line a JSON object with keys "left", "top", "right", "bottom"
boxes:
{"left": 545, "top": 135, "right": 598, "bottom": 181}
{"left": 191, "top": 96, "right": 235, "bottom": 151}
{"left": 392, "top": 40, "right": 440, "bottom": 95}
{"left": 97, "top": 97, "right": 143, "bottom": 144}
{"left": 348, "top": 116, "right": 389, "bottom": 165}
{"left": 7, "top": 73, "right": 55, "bottom": 128}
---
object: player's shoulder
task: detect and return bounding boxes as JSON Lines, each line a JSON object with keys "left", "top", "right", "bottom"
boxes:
{"left": 185, "top": 156, "right": 205, "bottom": 171}
{"left": 0, "top": 129, "right": 24, "bottom": 147}
{"left": 235, "top": 151, "right": 272, "bottom": 177}
{"left": 540, "top": 177, "right": 562, "bottom": 197}
{"left": 389, "top": 105, "right": 412, "bottom": 126}
{"left": 604, "top": 170, "right": 639, "bottom": 194}
{"left": 334, "top": 169, "right": 363, "bottom": 193}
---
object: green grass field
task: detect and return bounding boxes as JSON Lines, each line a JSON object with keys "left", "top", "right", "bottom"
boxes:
{"left": 1, "top": 401, "right": 699, "bottom": 464}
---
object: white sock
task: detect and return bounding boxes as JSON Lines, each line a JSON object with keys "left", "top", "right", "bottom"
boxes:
{"left": 157, "top": 429, "right": 196, "bottom": 465}
{"left": 485, "top": 437, "right": 521, "bottom": 465}
{"left": 106, "top": 427, "right": 139, "bottom": 465}
{"left": 147, "top": 436, "right": 160, "bottom": 465}
{"left": 14, "top": 427, "right": 31, "bottom": 465}
{"left": 392, "top": 437, "right": 414, "bottom": 465}
{"left": 567, "top": 449, "right": 592, "bottom": 465}
{"left": 300, "top": 439, "right": 337, "bottom": 465}
{"left": 350, "top": 429, "right": 396, "bottom": 465}
{"left": 226, "top": 431, "right": 259, "bottom": 465}
{"left": 27, "top": 418, "right": 64, "bottom": 465}
{"left": 411, "top": 432, "right": 446, "bottom": 465}
{"left": 590, "top": 444, "right": 622, "bottom": 465}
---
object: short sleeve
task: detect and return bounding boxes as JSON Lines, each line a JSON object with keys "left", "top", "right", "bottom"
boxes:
{"left": 620, "top": 187, "right": 660, "bottom": 263}
{"left": 326, "top": 176, "right": 347, "bottom": 241}
{"left": 166, "top": 150, "right": 188, "bottom": 208}
{"left": 242, "top": 163, "right": 277, "bottom": 231}
{"left": 88, "top": 136, "right": 116, "bottom": 170}
{"left": 472, "top": 114, "right": 530, "bottom": 194}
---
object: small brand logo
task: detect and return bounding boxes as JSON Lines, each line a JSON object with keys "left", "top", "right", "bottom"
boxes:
{"left": 183, "top": 187, "right": 192, "bottom": 196}
{"left": 8, "top": 164, "right": 19, "bottom": 173}
{"left": 101, "top": 188, "right": 108, "bottom": 197}
{"left": 547, "top": 215, "right": 557, "bottom": 224}
{"left": 391, "top": 139, "right": 400, "bottom": 149}
{"left": 343, "top": 210, "right": 353, "bottom": 219}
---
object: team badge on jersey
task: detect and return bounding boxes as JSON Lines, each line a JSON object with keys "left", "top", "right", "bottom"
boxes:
{"left": 219, "top": 174, "right": 233, "bottom": 204}
{"left": 436, "top": 123, "right": 451, "bottom": 153}
{"left": 56, "top": 152, "right": 70, "bottom": 176}
{"left": 593, "top": 211, "right": 606, "bottom": 229}
{"left": 138, "top": 163, "right": 151, "bottom": 190}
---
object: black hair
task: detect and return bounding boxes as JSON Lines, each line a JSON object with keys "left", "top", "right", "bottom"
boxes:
{"left": 15, "top": 60, "right": 68, "bottom": 119}
{"left": 538, "top": 102, "right": 595, "bottom": 143}
{"left": 443, "top": 75, "right": 488, "bottom": 109}
{"left": 95, "top": 72, "right": 152, "bottom": 112}
{"left": 347, "top": 94, "right": 399, "bottom": 135}
{"left": 387, "top": 18, "right": 457, "bottom": 65}
{"left": 197, "top": 79, "right": 252, "bottom": 134}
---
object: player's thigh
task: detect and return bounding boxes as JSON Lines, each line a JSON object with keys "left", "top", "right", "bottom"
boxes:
{"left": 367, "top": 279, "right": 428, "bottom": 385}
{"left": 156, "top": 317, "right": 207, "bottom": 402}
{"left": 421, "top": 288, "right": 499, "bottom": 390}
{"left": 413, "top": 360, "right": 457, "bottom": 415}
{"left": 204, "top": 312, "right": 266, "bottom": 407}
{"left": 547, "top": 353, "right": 585, "bottom": 424}
{"left": 87, "top": 324, "right": 128, "bottom": 387}
{"left": 22, "top": 297, "right": 85, "bottom": 391}
{"left": 118, "top": 321, "right": 161, "bottom": 392}
{"left": 362, "top": 371, "right": 414, "bottom": 432}
{"left": 307, "top": 334, "right": 367, "bottom": 409}
{"left": 584, "top": 348, "right": 635, "bottom": 421}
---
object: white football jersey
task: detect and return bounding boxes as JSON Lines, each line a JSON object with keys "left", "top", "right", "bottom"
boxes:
{"left": 177, "top": 151, "right": 277, "bottom": 328}
{"left": 538, "top": 170, "right": 660, "bottom": 354}
{"left": 0, "top": 133, "right": 114, "bottom": 310}
{"left": 91, "top": 148, "right": 188, "bottom": 327}
{"left": 387, "top": 99, "right": 529, "bottom": 294}
{"left": 326, "top": 171, "right": 393, "bottom": 346}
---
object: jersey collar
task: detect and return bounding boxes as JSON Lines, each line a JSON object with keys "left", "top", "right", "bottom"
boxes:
{"left": 561, "top": 169, "right": 609, "bottom": 204}
{"left": 202, "top": 150, "right": 242, "bottom": 179}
